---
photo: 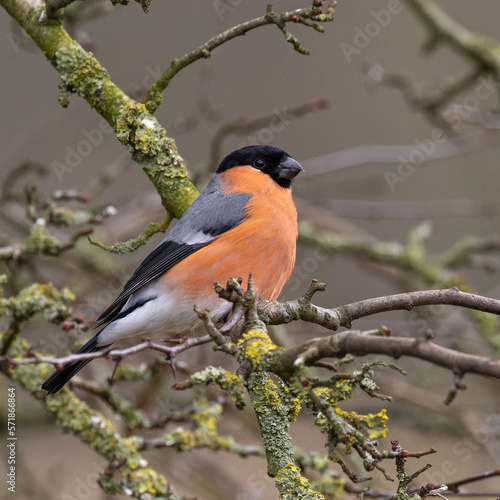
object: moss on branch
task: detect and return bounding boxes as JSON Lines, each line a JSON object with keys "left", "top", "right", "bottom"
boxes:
{"left": 2, "top": 332, "right": 178, "bottom": 498}
{"left": 89, "top": 216, "right": 173, "bottom": 254}
{"left": 160, "top": 397, "right": 257, "bottom": 455}
{"left": 0, "top": 278, "right": 176, "bottom": 497}
{"left": 1, "top": 0, "right": 199, "bottom": 219}
{"left": 0, "top": 281, "right": 74, "bottom": 324}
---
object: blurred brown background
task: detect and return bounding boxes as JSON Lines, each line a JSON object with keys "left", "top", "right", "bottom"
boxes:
{"left": 1, "top": 1, "right": 500, "bottom": 498}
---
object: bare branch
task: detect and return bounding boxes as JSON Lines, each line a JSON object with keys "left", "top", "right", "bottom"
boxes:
{"left": 443, "top": 469, "right": 500, "bottom": 493}
{"left": 365, "top": 60, "right": 486, "bottom": 132}
{"left": 406, "top": 0, "right": 500, "bottom": 73}
{"left": 324, "top": 198, "right": 499, "bottom": 221}
{"left": 206, "top": 99, "right": 329, "bottom": 175}
{"left": 260, "top": 287, "right": 500, "bottom": 330}
{"left": 143, "top": 3, "right": 335, "bottom": 113}
{"left": 390, "top": 447, "right": 436, "bottom": 459}
{"left": 194, "top": 306, "right": 238, "bottom": 354}
{"left": 443, "top": 371, "right": 467, "bottom": 405}
{"left": 269, "top": 328, "right": 500, "bottom": 381}
{"left": 336, "top": 456, "right": 371, "bottom": 484}
{"left": 301, "top": 131, "right": 499, "bottom": 179}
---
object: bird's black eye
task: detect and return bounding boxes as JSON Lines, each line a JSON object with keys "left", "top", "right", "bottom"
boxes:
{"left": 253, "top": 158, "right": 266, "bottom": 169}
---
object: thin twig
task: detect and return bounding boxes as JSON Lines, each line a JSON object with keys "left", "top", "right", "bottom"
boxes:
{"left": 443, "top": 469, "right": 500, "bottom": 493}
{"left": 301, "top": 131, "right": 500, "bottom": 179}
{"left": 143, "top": 3, "right": 335, "bottom": 113}
{"left": 44, "top": 0, "right": 83, "bottom": 18}
{"left": 206, "top": 99, "right": 329, "bottom": 175}
{"left": 365, "top": 61, "right": 486, "bottom": 132}
{"left": 1, "top": 336, "right": 212, "bottom": 367}
{"left": 406, "top": 0, "right": 500, "bottom": 72}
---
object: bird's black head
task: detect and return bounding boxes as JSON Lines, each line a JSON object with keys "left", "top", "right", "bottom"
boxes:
{"left": 217, "top": 145, "right": 303, "bottom": 188}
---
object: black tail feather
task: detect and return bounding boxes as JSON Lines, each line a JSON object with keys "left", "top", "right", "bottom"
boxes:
{"left": 42, "top": 336, "right": 111, "bottom": 395}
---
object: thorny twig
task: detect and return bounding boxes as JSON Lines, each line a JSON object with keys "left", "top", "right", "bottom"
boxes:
{"left": 1, "top": 336, "right": 212, "bottom": 368}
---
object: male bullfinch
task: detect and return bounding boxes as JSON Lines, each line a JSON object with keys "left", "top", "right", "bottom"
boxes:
{"left": 42, "top": 145, "right": 303, "bottom": 394}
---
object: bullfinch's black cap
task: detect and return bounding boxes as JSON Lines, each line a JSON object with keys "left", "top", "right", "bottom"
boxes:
{"left": 217, "top": 145, "right": 303, "bottom": 188}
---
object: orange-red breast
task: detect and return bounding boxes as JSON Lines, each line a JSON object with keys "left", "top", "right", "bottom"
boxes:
{"left": 42, "top": 145, "right": 303, "bottom": 394}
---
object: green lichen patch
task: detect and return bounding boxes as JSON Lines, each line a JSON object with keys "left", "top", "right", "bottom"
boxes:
{"left": 48, "top": 206, "right": 95, "bottom": 226}
{"left": 114, "top": 102, "right": 199, "bottom": 218}
{"left": 116, "top": 102, "right": 186, "bottom": 178}
{"left": 121, "top": 467, "right": 169, "bottom": 498}
{"left": 163, "top": 397, "right": 235, "bottom": 453}
{"left": 21, "top": 220, "right": 67, "bottom": 257}
{"left": 89, "top": 215, "right": 172, "bottom": 254}
{"left": 313, "top": 386, "right": 388, "bottom": 459}
{"left": 3, "top": 330, "right": 174, "bottom": 498}
{"left": 0, "top": 281, "right": 74, "bottom": 323}
{"left": 45, "top": 386, "right": 171, "bottom": 497}
{"left": 310, "top": 476, "right": 345, "bottom": 500}
{"left": 334, "top": 407, "right": 388, "bottom": 443}
{"left": 104, "top": 390, "right": 151, "bottom": 429}
{"left": 275, "top": 464, "right": 324, "bottom": 500}
{"left": 246, "top": 372, "right": 294, "bottom": 477}
{"left": 238, "top": 329, "right": 283, "bottom": 369}
{"left": 180, "top": 366, "right": 246, "bottom": 409}
{"left": 55, "top": 40, "right": 108, "bottom": 101}
{"left": 116, "top": 103, "right": 167, "bottom": 157}
{"left": 296, "top": 450, "right": 345, "bottom": 499}
{"left": 280, "top": 382, "right": 302, "bottom": 423}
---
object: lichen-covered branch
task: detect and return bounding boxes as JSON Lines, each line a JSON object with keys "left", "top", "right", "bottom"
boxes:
{"left": 0, "top": 218, "right": 93, "bottom": 261}
{"left": 7, "top": 336, "right": 178, "bottom": 498}
{"left": 73, "top": 378, "right": 152, "bottom": 428}
{"left": 0, "top": 281, "right": 75, "bottom": 334}
{"left": 0, "top": 282, "right": 178, "bottom": 498}
{"left": 392, "top": 440, "right": 433, "bottom": 500}
{"left": 3, "top": 277, "right": 500, "bottom": 497}
{"left": 189, "top": 280, "right": 468, "bottom": 497}
{"left": 186, "top": 286, "right": 325, "bottom": 499}
{"left": 1, "top": 0, "right": 199, "bottom": 219}
{"left": 89, "top": 215, "right": 172, "bottom": 254}
{"left": 137, "top": 397, "right": 264, "bottom": 457}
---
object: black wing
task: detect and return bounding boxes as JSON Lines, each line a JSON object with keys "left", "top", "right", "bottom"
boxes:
{"left": 96, "top": 240, "right": 202, "bottom": 326}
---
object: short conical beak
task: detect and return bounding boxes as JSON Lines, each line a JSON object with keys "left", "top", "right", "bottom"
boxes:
{"left": 278, "top": 156, "right": 304, "bottom": 180}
